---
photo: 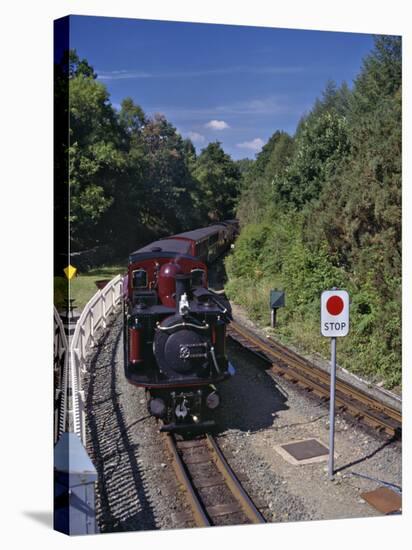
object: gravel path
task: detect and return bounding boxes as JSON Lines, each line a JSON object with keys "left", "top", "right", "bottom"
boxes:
{"left": 83, "top": 312, "right": 195, "bottom": 532}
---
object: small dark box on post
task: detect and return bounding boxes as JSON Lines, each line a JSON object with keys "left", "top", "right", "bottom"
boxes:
{"left": 269, "top": 289, "right": 285, "bottom": 328}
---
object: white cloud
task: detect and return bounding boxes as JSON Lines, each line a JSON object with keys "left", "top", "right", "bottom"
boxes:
{"left": 146, "top": 95, "right": 297, "bottom": 122}
{"left": 97, "top": 70, "right": 152, "bottom": 80}
{"left": 205, "top": 119, "right": 230, "bottom": 130}
{"left": 97, "top": 66, "right": 303, "bottom": 81}
{"left": 236, "top": 138, "right": 265, "bottom": 152}
{"left": 187, "top": 131, "right": 205, "bottom": 143}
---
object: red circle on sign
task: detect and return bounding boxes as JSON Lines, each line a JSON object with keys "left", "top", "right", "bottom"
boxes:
{"left": 326, "top": 296, "right": 344, "bottom": 315}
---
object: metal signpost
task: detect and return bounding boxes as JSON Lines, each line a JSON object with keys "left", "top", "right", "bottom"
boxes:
{"left": 269, "top": 289, "right": 285, "bottom": 328}
{"left": 320, "top": 289, "right": 349, "bottom": 480}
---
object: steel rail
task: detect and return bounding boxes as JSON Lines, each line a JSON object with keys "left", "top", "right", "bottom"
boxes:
{"left": 228, "top": 320, "right": 401, "bottom": 438}
{"left": 230, "top": 320, "right": 401, "bottom": 420}
{"left": 239, "top": 322, "right": 401, "bottom": 421}
{"left": 205, "top": 434, "right": 265, "bottom": 524}
{"left": 162, "top": 430, "right": 265, "bottom": 527}
{"left": 163, "top": 433, "right": 211, "bottom": 527}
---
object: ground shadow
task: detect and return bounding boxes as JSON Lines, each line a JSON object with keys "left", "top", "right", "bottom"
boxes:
{"left": 213, "top": 339, "right": 289, "bottom": 433}
{"left": 85, "top": 320, "right": 157, "bottom": 533}
{"left": 335, "top": 435, "right": 400, "bottom": 476}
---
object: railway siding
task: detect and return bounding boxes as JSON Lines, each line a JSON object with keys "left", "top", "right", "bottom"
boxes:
{"left": 228, "top": 303, "right": 401, "bottom": 438}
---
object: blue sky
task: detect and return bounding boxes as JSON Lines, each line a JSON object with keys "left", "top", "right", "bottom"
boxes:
{"left": 70, "top": 16, "right": 375, "bottom": 160}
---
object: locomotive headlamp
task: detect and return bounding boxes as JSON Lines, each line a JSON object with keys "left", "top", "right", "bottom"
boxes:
{"left": 148, "top": 397, "right": 166, "bottom": 418}
{"left": 206, "top": 390, "right": 220, "bottom": 410}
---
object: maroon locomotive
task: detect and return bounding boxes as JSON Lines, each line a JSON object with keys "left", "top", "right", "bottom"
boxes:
{"left": 123, "top": 222, "right": 238, "bottom": 431}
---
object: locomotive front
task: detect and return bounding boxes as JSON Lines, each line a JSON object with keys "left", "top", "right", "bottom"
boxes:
{"left": 124, "top": 250, "right": 233, "bottom": 431}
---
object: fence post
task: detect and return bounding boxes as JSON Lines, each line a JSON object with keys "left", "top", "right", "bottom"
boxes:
{"left": 90, "top": 307, "right": 94, "bottom": 347}
{"left": 78, "top": 328, "right": 82, "bottom": 364}
{"left": 102, "top": 291, "right": 106, "bottom": 329}
{"left": 81, "top": 324, "right": 86, "bottom": 361}
{"left": 119, "top": 278, "right": 123, "bottom": 306}
{"left": 78, "top": 390, "right": 86, "bottom": 444}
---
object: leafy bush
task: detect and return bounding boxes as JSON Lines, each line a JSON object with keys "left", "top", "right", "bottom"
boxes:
{"left": 225, "top": 37, "right": 401, "bottom": 389}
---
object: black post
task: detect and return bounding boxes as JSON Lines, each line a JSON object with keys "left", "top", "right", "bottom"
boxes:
{"left": 271, "top": 308, "right": 277, "bottom": 328}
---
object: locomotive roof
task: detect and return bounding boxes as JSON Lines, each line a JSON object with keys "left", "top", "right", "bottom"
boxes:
{"left": 130, "top": 238, "right": 192, "bottom": 257}
{"left": 169, "top": 224, "right": 225, "bottom": 242}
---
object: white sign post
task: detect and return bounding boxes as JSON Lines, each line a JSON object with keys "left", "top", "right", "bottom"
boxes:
{"left": 321, "top": 289, "right": 349, "bottom": 480}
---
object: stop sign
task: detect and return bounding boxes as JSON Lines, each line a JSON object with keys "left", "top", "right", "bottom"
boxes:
{"left": 321, "top": 290, "right": 349, "bottom": 337}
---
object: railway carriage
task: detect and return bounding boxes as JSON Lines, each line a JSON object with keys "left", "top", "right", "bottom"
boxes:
{"left": 165, "top": 223, "right": 233, "bottom": 263}
{"left": 123, "top": 222, "right": 237, "bottom": 431}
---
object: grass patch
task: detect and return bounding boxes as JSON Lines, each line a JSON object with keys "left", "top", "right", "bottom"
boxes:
{"left": 224, "top": 220, "right": 401, "bottom": 390}
{"left": 226, "top": 272, "right": 401, "bottom": 389}
{"left": 54, "top": 264, "right": 127, "bottom": 310}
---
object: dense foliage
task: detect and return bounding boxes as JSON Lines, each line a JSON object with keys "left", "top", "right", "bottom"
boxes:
{"left": 64, "top": 51, "right": 241, "bottom": 257}
{"left": 57, "top": 38, "right": 401, "bottom": 388}
{"left": 226, "top": 37, "right": 401, "bottom": 388}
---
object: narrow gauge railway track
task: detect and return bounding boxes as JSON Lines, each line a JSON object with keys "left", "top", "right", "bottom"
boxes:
{"left": 227, "top": 320, "right": 401, "bottom": 439}
{"left": 162, "top": 431, "right": 265, "bottom": 527}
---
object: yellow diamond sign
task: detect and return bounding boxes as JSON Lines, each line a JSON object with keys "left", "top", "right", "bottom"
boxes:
{"left": 64, "top": 264, "right": 77, "bottom": 280}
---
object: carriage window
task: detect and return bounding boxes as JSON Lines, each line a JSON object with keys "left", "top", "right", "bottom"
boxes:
{"left": 209, "top": 233, "right": 218, "bottom": 245}
{"left": 191, "top": 268, "right": 205, "bottom": 287}
{"left": 197, "top": 241, "right": 207, "bottom": 257}
{"left": 132, "top": 269, "right": 147, "bottom": 288}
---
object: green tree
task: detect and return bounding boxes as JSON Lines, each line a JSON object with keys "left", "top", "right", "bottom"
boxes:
{"left": 141, "top": 114, "right": 201, "bottom": 232}
{"left": 193, "top": 142, "right": 242, "bottom": 221}
{"left": 69, "top": 50, "right": 97, "bottom": 79}
{"left": 278, "top": 105, "right": 350, "bottom": 207}
{"left": 69, "top": 67, "right": 125, "bottom": 249}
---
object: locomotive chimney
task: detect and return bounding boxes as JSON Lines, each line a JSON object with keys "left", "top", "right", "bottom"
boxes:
{"left": 175, "top": 273, "right": 192, "bottom": 312}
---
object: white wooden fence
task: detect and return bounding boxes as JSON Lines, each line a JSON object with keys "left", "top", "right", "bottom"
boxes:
{"left": 54, "top": 305, "right": 68, "bottom": 444}
{"left": 55, "top": 274, "right": 124, "bottom": 444}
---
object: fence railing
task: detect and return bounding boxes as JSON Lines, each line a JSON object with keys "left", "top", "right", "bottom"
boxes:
{"left": 54, "top": 274, "right": 124, "bottom": 445}
{"left": 54, "top": 305, "right": 69, "bottom": 444}
{"left": 70, "top": 274, "right": 124, "bottom": 444}
{"left": 54, "top": 275, "right": 123, "bottom": 535}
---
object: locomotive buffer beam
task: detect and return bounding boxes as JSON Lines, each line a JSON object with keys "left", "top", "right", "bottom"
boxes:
{"left": 159, "top": 419, "right": 216, "bottom": 433}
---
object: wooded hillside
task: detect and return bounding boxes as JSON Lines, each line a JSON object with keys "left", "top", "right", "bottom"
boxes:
{"left": 226, "top": 37, "right": 401, "bottom": 388}
{"left": 56, "top": 37, "right": 401, "bottom": 388}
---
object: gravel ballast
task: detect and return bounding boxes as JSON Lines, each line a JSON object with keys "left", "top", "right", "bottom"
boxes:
{"left": 213, "top": 338, "right": 401, "bottom": 523}
{"left": 84, "top": 312, "right": 195, "bottom": 532}
{"left": 82, "top": 303, "right": 401, "bottom": 533}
